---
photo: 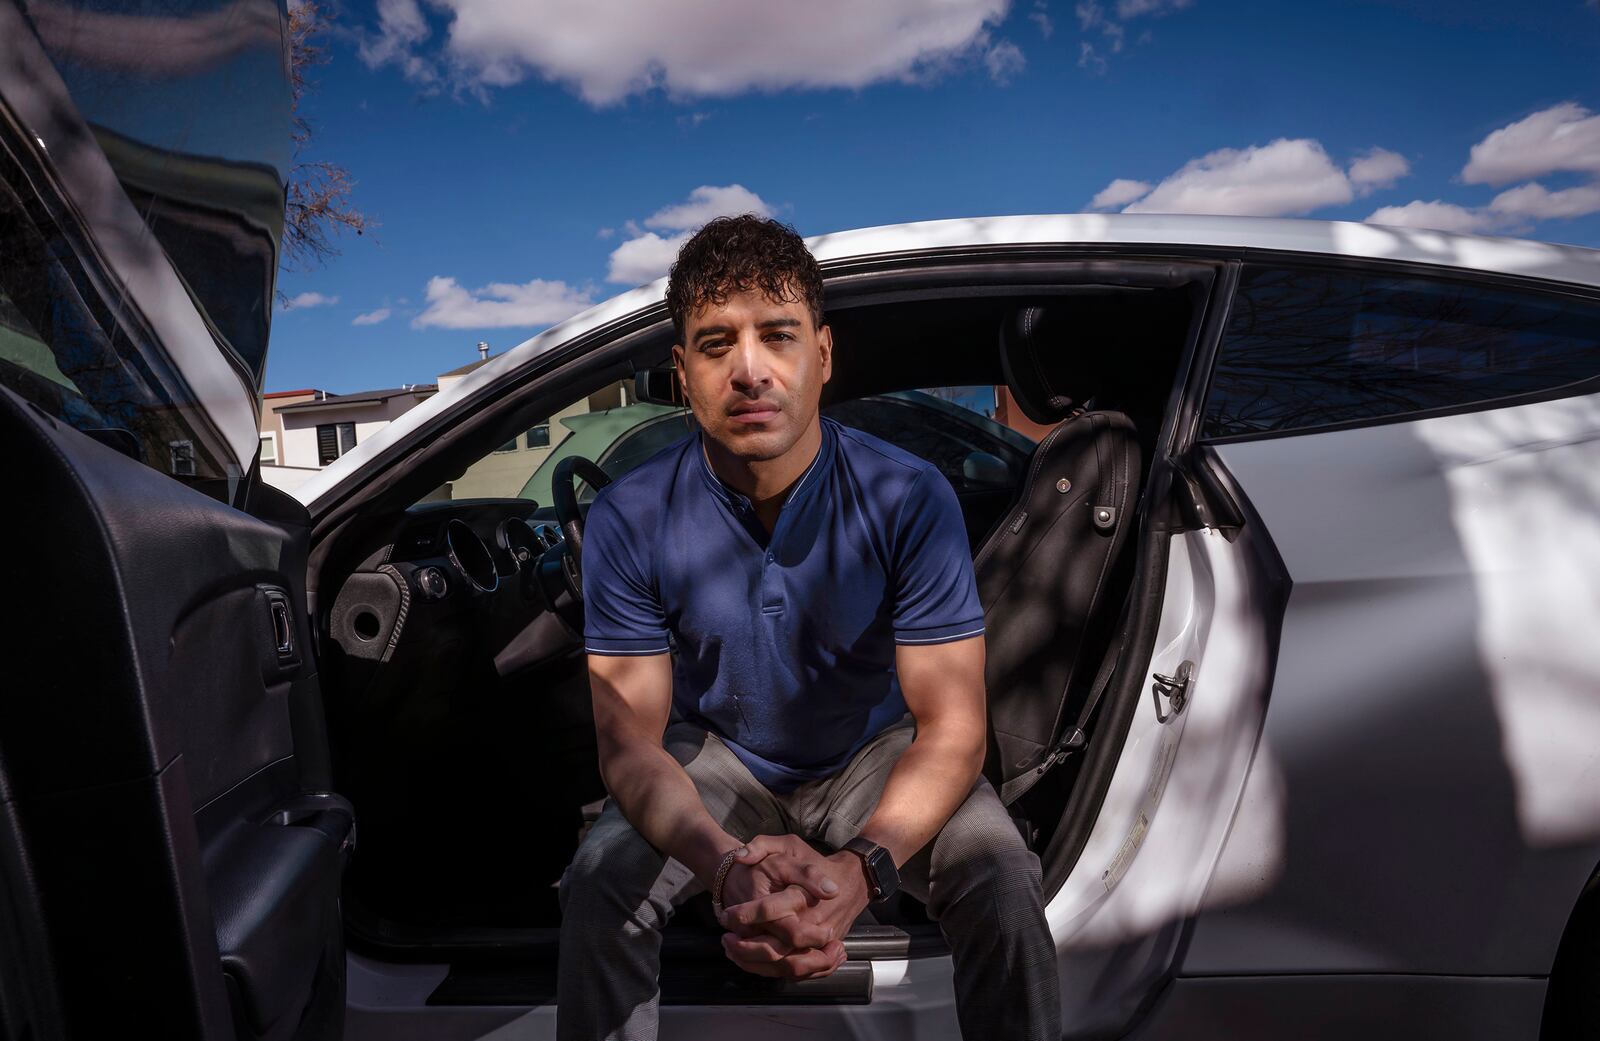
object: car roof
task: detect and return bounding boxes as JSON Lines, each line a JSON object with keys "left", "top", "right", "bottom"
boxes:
{"left": 299, "top": 214, "right": 1600, "bottom": 510}
{"left": 809, "top": 213, "right": 1600, "bottom": 287}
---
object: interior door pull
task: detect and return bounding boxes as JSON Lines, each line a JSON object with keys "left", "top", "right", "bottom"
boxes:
{"left": 269, "top": 599, "right": 292, "bottom": 655}
{"left": 269, "top": 792, "right": 357, "bottom": 861}
{"left": 261, "top": 586, "right": 298, "bottom": 665}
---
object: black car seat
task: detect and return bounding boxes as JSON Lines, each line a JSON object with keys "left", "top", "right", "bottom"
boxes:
{"left": 975, "top": 305, "right": 1141, "bottom": 804}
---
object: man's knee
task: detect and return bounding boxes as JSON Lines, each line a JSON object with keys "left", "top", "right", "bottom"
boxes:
{"left": 926, "top": 818, "right": 1045, "bottom": 920}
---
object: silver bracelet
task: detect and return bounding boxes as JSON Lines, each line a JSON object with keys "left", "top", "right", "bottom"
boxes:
{"left": 710, "top": 848, "right": 741, "bottom": 916}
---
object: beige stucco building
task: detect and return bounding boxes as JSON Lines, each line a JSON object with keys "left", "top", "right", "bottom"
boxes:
{"left": 438, "top": 354, "right": 628, "bottom": 500}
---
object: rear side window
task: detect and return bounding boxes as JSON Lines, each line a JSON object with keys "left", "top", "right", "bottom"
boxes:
{"left": 1203, "top": 266, "right": 1600, "bottom": 440}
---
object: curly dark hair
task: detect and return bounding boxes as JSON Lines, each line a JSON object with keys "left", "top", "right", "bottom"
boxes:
{"left": 665, "top": 215, "right": 825, "bottom": 340}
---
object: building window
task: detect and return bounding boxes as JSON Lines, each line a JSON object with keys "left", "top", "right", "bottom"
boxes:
{"left": 168, "top": 440, "right": 196, "bottom": 477}
{"left": 527, "top": 423, "right": 550, "bottom": 448}
{"left": 259, "top": 433, "right": 277, "bottom": 465}
{"left": 493, "top": 437, "right": 520, "bottom": 453}
{"left": 317, "top": 422, "right": 357, "bottom": 465}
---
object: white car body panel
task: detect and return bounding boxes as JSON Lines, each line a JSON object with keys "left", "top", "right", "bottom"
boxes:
{"left": 296, "top": 213, "right": 1600, "bottom": 511}
{"left": 1046, "top": 523, "right": 1280, "bottom": 1035}
{"left": 1190, "top": 391, "right": 1600, "bottom": 976}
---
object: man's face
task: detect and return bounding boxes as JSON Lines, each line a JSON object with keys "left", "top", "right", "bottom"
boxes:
{"left": 673, "top": 286, "right": 832, "bottom": 463}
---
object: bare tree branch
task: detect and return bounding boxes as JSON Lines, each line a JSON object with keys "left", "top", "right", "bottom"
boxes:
{"left": 282, "top": 0, "right": 371, "bottom": 279}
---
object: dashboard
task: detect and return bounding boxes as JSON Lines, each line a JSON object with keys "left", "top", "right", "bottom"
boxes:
{"left": 326, "top": 499, "right": 584, "bottom": 684}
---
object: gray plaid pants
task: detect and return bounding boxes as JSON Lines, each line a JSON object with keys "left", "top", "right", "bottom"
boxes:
{"left": 556, "top": 718, "right": 1062, "bottom": 1040}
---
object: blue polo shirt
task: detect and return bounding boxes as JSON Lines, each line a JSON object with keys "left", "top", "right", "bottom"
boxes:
{"left": 582, "top": 417, "right": 984, "bottom": 791}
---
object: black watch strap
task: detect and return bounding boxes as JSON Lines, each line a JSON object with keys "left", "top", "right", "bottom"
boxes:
{"left": 842, "top": 836, "right": 900, "bottom": 902}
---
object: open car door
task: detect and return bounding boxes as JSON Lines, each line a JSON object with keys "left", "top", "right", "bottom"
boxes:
{"left": 1, "top": 6, "right": 350, "bottom": 1039}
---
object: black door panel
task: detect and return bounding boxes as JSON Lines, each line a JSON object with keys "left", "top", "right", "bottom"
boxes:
{"left": 4, "top": 386, "right": 347, "bottom": 1040}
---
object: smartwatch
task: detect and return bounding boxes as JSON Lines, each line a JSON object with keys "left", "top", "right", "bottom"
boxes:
{"left": 842, "top": 836, "right": 900, "bottom": 903}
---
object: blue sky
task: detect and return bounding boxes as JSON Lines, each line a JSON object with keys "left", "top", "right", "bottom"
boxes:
{"left": 268, "top": 0, "right": 1600, "bottom": 393}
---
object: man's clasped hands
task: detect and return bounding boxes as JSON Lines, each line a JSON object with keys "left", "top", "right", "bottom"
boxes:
{"left": 716, "top": 833, "right": 872, "bottom": 981}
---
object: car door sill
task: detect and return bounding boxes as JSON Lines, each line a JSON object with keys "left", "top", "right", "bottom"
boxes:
{"left": 426, "top": 958, "right": 875, "bottom": 1007}
{"left": 347, "top": 903, "right": 949, "bottom": 961}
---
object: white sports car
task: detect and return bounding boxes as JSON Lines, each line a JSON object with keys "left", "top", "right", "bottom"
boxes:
{"left": 5, "top": 5, "right": 1599, "bottom": 1040}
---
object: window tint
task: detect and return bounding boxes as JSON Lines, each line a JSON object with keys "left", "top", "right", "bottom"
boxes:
{"left": 1, "top": 144, "right": 236, "bottom": 498}
{"left": 824, "top": 390, "right": 1033, "bottom": 492}
{"left": 594, "top": 412, "right": 695, "bottom": 486}
{"left": 1204, "top": 266, "right": 1600, "bottom": 439}
{"left": 34, "top": 5, "right": 290, "bottom": 383}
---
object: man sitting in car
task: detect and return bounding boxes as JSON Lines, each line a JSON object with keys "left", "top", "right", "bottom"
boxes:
{"left": 557, "top": 214, "right": 1060, "bottom": 1041}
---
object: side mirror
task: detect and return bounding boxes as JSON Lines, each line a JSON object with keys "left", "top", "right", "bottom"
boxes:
{"left": 961, "top": 451, "right": 1010, "bottom": 488}
{"left": 634, "top": 368, "right": 684, "bottom": 406}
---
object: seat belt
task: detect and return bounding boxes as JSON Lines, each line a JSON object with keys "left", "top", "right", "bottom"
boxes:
{"left": 1000, "top": 614, "right": 1128, "bottom": 806}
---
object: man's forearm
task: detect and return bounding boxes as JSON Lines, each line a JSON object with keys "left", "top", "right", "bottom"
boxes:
{"left": 600, "top": 735, "right": 741, "bottom": 885}
{"left": 856, "top": 723, "right": 985, "bottom": 867}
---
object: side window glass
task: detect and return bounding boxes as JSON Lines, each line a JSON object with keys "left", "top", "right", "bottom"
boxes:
{"left": 431, "top": 382, "right": 658, "bottom": 504}
{"left": 1204, "top": 266, "right": 1600, "bottom": 439}
{"left": 1, "top": 152, "right": 236, "bottom": 499}
{"left": 588, "top": 411, "right": 696, "bottom": 498}
{"left": 823, "top": 387, "right": 1034, "bottom": 492}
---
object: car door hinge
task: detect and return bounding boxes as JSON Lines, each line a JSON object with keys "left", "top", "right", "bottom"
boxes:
{"left": 1151, "top": 660, "right": 1193, "bottom": 723}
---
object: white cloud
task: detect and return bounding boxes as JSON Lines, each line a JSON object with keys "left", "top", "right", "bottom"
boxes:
{"left": 1462, "top": 102, "right": 1600, "bottom": 186}
{"left": 1114, "top": 0, "right": 1191, "bottom": 16}
{"left": 356, "top": 0, "right": 438, "bottom": 85}
{"left": 1364, "top": 200, "right": 1498, "bottom": 234}
{"left": 1074, "top": 0, "right": 1188, "bottom": 71}
{"left": 1123, "top": 138, "right": 1354, "bottom": 216}
{"left": 608, "top": 185, "right": 779, "bottom": 285}
{"left": 362, "top": 0, "right": 1010, "bottom": 104}
{"left": 1488, "top": 181, "right": 1600, "bottom": 220}
{"left": 1076, "top": 1, "right": 1125, "bottom": 51}
{"left": 352, "top": 308, "right": 392, "bottom": 326}
{"left": 1030, "top": 1, "right": 1053, "bottom": 37}
{"left": 412, "top": 276, "right": 593, "bottom": 329}
{"left": 1348, "top": 147, "right": 1410, "bottom": 194}
{"left": 283, "top": 291, "right": 339, "bottom": 310}
{"left": 643, "top": 184, "right": 774, "bottom": 232}
{"left": 984, "top": 39, "right": 1026, "bottom": 83}
{"left": 1088, "top": 177, "right": 1153, "bottom": 210}
{"left": 607, "top": 232, "right": 688, "bottom": 286}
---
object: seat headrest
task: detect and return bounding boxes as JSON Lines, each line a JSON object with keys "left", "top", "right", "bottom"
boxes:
{"left": 999, "top": 306, "right": 1100, "bottom": 425}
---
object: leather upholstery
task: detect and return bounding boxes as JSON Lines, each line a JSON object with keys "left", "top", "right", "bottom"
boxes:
{"left": 999, "top": 305, "right": 1103, "bottom": 424}
{"left": 978, "top": 309, "right": 1141, "bottom": 798}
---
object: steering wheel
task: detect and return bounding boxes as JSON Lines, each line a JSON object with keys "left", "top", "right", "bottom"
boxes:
{"left": 550, "top": 455, "right": 613, "bottom": 602}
